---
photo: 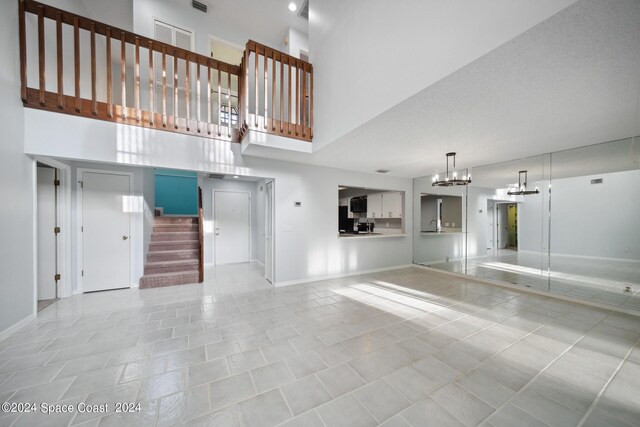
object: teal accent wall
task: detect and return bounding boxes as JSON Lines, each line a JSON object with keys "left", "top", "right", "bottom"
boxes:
{"left": 154, "top": 169, "right": 198, "bottom": 215}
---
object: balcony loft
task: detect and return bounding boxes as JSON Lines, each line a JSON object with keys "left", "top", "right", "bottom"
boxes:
{"left": 18, "top": 0, "right": 313, "bottom": 146}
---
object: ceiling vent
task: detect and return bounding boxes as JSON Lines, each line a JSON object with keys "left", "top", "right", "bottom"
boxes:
{"left": 376, "top": 169, "right": 390, "bottom": 174}
{"left": 298, "top": 0, "right": 309, "bottom": 20}
{"left": 591, "top": 178, "right": 603, "bottom": 185}
{"left": 192, "top": 0, "right": 208, "bottom": 13}
{"left": 207, "top": 173, "right": 225, "bottom": 179}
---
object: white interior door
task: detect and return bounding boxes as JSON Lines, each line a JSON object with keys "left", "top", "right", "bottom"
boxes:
{"left": 37, "top": 167, "right": 57, "bottom": 301}
{"left": 214, "top": 191, "right": 250, "bottom": 265}
{"left": 82, "top": 172, "right": 131, "bottom": 292}
{"left": 265, "top": 181, "right": 274, "bottom": 283}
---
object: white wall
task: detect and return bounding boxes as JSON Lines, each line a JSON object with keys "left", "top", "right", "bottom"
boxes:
{"left": 308, "top": 0, "right": 580, "bottom": 150}
{"left": 517, "top": 170, "right": 639, "bottom": 260}
{"left": 254, "top": 179, "right": 266, "bottom": 264}
{"left": 24, "top": 109, "right": 413, "bottom": 285}
{"left": 286, "top": 28, "right": 309, "bottom": 58}
{"left": 142, "top": 167, "right": 155, "bottom": 263}
{"left": 199, "top": 178, "right": 263, "bottom": 266}
{"left": 0, "top": 0, "right": 35, "bottom": 335}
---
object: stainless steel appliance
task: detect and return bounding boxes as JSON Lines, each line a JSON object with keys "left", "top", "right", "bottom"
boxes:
{"left": 350, "top": 196, "right": 367, "bottom": 213}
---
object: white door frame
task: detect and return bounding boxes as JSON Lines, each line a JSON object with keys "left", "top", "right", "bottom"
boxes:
{"left": 265, "top": 180, "right": 275, "bottom": 283}
{"left": 212, "top": 189, "right": 251, "bottom": 265}
{"left": 32, "top": 157, "right": 72, "bottom": 312}
{"left": 77, "top": 168, "right": 134, "bottom": 293}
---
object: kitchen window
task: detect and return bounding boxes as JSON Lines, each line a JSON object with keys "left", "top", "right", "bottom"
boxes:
{"left": 338, "top": 186, "right": 405, "bottom": 237}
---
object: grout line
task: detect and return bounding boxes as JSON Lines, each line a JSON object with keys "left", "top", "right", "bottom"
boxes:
{"left": 476, "top": 311, "right": 612, "bottom": 426}
{"left": 576, "top": 334, "right": 640, "bottom": 427}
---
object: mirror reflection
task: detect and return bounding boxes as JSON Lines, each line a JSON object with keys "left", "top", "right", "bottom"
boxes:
{"left": 413, "top": 138, "right": 640, "bottom": 310}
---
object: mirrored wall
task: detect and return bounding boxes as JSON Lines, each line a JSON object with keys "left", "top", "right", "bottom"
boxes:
{"left": 413, "top": 138, "right": 640, "bottom": 311}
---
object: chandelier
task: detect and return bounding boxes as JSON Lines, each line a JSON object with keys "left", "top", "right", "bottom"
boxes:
{"left": 432, "top": 152, "right": 471, "bottom": 186}
{"left": 507, "top": 170, "right": 539, "bottom": 195}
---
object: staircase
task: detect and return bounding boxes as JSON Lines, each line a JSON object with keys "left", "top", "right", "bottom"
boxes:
{"left": 139, "top": 217, "right": 201, "bottom": 288}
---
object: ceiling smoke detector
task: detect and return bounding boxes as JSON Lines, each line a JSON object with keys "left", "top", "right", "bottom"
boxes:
{"left": 298, "top": 0, "right": 309, "bottom": 20}
{"left": 192, "top": 0, "right": 208, "bottom": 13}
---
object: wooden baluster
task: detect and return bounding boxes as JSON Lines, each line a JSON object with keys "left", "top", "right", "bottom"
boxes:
{"left": 56, "top": 12, "right": 63, "bottom": 108}
{"left": 74, "top": 17, "right": 80, "bottom": 112}
{"left": 196, "top": 61, "right": 201, "bottom": 133}
{"left": 106, "top": 28, "right": 112, "bottom": 117}
{"left": 148, "top": 41, "right": 154, "bottom": 125}
{"left": 254, "top": 50, "right": 258, "bottom": 127}
{"left": 121, "top": 32, "right": 127, "bottom": 119}
{"left": 37, "top": 6, "right": 45, "bottom": 105}
{"left": 19, "top": 0, "right": 26, "bottom": 102}
{"left": 161, "top": 46, "right": 167, "bottom": 126}
{"left": 264, "top": 50, "right": 268, "bottom": 129}
{"left": 272, "top": 53, "right": 276, "bottom": 131}
{"left": 280, "top": 57, "right": 283, "bottom": 133}
{"left": 295, "top": 61, "right": 299, "bottom": 136}
{"left": 288, "top": 59, "right": 292, "bottom": 134}
{"left": 217, "top": 68, "right": 221, "bottom": 136}
{"left": 207, "top": 65, "right": 211, "bottom": 134}
{"left": 173, "top": 54, "right": 178, "bottom": 128}
{"left": 185, "top": 55, "right": 190, "bottom": 131}
{"left": 244, "top": 48, "right": 249, "bottom": 128}
{"left": 302, "top": 66, "right": 306, "bottom": 137}
{"left": 135, "top": 37, "right": 140, "bottom": 122}
{"left": 90, "top": 23, "right": 97, "bottom": 115}
{"left": 227, "top": 70, "right": 231, "bottom": 137}
{"left": 310, "top": 66, "right": 313, "bottom": 137}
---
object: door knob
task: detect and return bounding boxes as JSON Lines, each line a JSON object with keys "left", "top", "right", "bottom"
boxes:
{"left": 122, "top": 235, "right": 129, "bottom": 240}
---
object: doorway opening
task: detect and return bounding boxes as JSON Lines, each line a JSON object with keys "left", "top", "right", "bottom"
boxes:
{"left": 492, "top": 202, "right": 519, "bottom": 252}
{"left": 201, "top": 174, "right": 275, "bottom": 286}
{"left": 36, "top": 163, "right": 60, "bottom": 311}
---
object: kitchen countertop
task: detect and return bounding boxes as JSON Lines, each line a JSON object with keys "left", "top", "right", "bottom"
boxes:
{"left": 420, "top": 231, "right": 463, "bottom": 235}
{"left": 339, "top": 232, "right": 406, "bottom": 238}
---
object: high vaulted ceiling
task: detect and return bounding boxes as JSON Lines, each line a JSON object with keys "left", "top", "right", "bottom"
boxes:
{"left": 254, "top": 0, "right": 640, "bottom": 178}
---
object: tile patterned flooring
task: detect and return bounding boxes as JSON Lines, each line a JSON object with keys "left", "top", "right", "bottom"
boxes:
{"left": 1, "top": 263, "right": 639, "bottom": 426}
{"left": 426, "top": 249, "right": 640, "bottom": 310}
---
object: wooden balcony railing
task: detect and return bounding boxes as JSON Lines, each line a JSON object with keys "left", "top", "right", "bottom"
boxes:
{"left": 18, "top": 0, "right": 313, "bottom": 143}
{"left": 240, "top": 40, "right": 313, "bottom": 142}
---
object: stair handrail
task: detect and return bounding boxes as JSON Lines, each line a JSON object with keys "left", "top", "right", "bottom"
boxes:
{"left": 198, "top": 186, "right": 204, "bottom": 283}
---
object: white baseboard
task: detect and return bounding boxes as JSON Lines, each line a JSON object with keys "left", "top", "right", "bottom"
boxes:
{"left": 0, "top": 313, "right": 36, "bottom": 343}
{"left": 412, "top": 264, "right": 640, "bottom": 318}
{"left": 251, "top": 259, "right": 264, "bottom": 266}
{"left": 518, "top": 249, "right": 639, "bottom": 264}
{"left": 274, "top": 264, "right": 414, "bottom": 288}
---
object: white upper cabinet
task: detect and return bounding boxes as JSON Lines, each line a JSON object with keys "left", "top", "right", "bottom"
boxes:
{"left": 382, "top": 191, "right": 403, "bottom": 218}
{"left": 367, "top": 193, "right": 383, "bottom": 218}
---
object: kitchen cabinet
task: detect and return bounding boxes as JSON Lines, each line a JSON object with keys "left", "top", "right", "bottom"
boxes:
{"left": 382, "top": 191, "right": 403, "bottom": 218}
{"left": 367, "top": 193, "right": 382, "bottom": 218}
{"left": 367, "top": 192, "right": 403, "bottom": 219}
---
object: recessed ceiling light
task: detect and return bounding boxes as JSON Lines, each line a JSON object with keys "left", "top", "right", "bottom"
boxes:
{"left": 288, "top": 2, "right": 297, "bottom": 12}
{"left": 233, "top": 175, "right": 239, "bottom": 179}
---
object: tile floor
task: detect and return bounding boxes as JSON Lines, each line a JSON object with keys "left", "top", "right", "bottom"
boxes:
{"left": 1, "top": 263, "right": 639, "bottom": 426}
{"left": 426, "top": 249, "right": 640, "bottom": 310}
